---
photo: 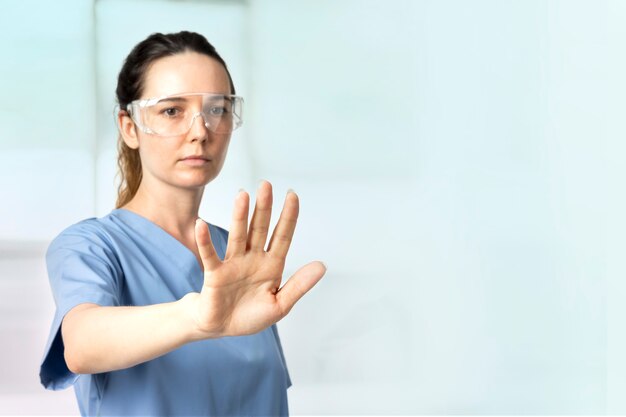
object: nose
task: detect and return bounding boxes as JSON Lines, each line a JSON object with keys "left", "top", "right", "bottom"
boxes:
{"left": 188, "top": 112, "right": 211, "bottom": 142}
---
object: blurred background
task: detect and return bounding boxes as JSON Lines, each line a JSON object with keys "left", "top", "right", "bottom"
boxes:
{"left": 0, "top": 0, "right": 623, "bottom": 414}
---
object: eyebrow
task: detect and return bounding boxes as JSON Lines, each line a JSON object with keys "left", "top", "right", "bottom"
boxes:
{"left": 150, "top": 95, "right": 234, "bottom": 106}
{"left": 156, "top": 97, "right": 189, "bottom": 104}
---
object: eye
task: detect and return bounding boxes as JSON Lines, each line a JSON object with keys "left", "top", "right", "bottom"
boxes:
{"left": 161, "top": 107, "right": 182, "bottom": 117}
{"left": 208, "top": 106, "right": 228, "bottom": 116}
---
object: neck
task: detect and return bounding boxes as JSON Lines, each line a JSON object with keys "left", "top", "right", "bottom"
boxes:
{"left": 121, "top": 177, "right": 205, "bottom": 241}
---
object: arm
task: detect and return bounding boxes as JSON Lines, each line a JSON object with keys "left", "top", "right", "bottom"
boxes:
{"left": 61, "top": 294, "right": 203, "bottom": 374}
{"left": 62, "top": 181, "right": 326, "bottom": 375}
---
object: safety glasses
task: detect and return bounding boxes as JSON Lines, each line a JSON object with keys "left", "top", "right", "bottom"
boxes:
{"left": 124, "top": 92, "right": 243, "bottom": 136}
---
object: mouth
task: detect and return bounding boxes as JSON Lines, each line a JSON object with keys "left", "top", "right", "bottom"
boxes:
{"left": 180, "top": 156, "right": 211, "bottom": 166}
{"left": 182, "top": 156, "right": 210, "bottom": 161}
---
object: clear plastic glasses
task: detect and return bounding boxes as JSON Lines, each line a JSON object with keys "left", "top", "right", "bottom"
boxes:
{"left": 124, "top": 92, "right": 243, "bottom": 136}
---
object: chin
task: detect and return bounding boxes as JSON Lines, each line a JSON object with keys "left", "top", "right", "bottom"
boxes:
{"left": 176, "top": 172, "right": 217, "bottom": 189}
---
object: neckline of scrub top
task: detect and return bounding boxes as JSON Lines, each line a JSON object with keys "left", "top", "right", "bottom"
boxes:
{"left": 110, "top": 208, "right": 204, "bottom": 277}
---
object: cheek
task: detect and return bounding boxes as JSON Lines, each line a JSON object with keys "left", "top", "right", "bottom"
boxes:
{"left": 213, "top": 138, "right": 231, "bottom": 168}
{"left": 215, "top": 136, "right": 231, "bottom": 159}
{"left": 137, "top": 140, "right": 176, "bottom": 171}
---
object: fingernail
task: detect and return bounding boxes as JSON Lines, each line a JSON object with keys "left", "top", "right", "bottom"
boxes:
{"left": 287, "top": 188, "right": 296, "bottom": 195}
{"left": 320, "top": 261, "right": 327, "bottom": 270}
{"left": 258, "top": 179, "right": 266, "bottom": 186}
{"left": 239, "top": 188, "right": 246, "bottom": 193}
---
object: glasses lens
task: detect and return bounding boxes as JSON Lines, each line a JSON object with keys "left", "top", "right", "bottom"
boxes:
{"left": 137, "top": 94, "right": 243, "bottom": 136}
{"left": 201, "top": 96, "right": 236, "bottom": 134}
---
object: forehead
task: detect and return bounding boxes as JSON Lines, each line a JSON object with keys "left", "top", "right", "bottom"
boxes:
{"left": 141, "top": 52, "right": 231, "bottom": 98}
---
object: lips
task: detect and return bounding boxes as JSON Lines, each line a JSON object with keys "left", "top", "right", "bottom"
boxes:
{"left": 180, "top": 155, "right": 211, "bottom": 166}
{"left": 181, "top": 155, "right": 210, "bottom": 161}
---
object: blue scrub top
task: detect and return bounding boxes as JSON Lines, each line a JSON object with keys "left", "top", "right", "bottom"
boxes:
{"left": 39, "top": 208, "right": 292, "bottom": 416}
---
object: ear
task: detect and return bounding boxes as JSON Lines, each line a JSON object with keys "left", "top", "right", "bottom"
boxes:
{"left": 117, "top": 110, "right": 140, "bottom": 150}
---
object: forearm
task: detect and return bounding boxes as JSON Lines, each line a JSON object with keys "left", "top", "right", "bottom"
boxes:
{"left": 62, "top": 293, "right": 206, "bottom": 374}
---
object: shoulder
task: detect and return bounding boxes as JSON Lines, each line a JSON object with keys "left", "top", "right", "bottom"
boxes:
{"left": 46, "top": 215, "right": 123, "bottom": 271}
{"left": 48, "top": 216, "right": 115, "bottom": 253}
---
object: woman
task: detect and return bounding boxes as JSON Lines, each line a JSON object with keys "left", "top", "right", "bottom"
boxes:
{"left": 39, "top": 31, "right": 326, "bottom": 416}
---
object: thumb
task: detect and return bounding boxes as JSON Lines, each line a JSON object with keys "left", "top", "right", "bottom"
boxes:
{"left": 276, "top": 261, "right": 327, "bottom": 317}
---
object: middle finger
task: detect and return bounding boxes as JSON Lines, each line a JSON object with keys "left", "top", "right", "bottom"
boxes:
{"left": 247, "top": 180, "right": 273, "bottom": 252}
{"left": 267, "top": 189, "right": 300, "bottom": 259}
{"left": 224, "top": 189, "right": 250, "bottom": 260}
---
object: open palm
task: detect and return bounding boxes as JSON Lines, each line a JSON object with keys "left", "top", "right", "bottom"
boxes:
{"left": 191, "top": 180, "right": 326, "bottom": 338}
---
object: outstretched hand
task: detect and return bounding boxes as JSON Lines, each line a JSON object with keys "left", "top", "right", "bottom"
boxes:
{"left": 189, "top": 180, "right": 326, "bottom": 339}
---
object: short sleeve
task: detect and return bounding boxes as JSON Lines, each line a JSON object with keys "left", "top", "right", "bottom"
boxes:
{"left": 271, "top": 324, "right": 293, "bottom": 388}
{"left": 39, "top": 220, "right": 122, "bottom": 390}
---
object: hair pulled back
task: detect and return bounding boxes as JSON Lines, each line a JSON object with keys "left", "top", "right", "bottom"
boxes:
{"left": 114, "top": 31, "right": 235, "bottom": 208}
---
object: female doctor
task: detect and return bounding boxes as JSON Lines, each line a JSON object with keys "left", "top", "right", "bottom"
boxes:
{"left": 39, "top": 30, "right": 326, "bottom": 416}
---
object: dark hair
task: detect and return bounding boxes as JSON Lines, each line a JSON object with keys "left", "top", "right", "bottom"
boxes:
{"left": 114, "top": 31, "right": 235, "bottom": 208}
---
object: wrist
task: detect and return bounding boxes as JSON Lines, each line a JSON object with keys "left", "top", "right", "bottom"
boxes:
{"left": 177, "top": 292, "right": 220, "bottom": 341}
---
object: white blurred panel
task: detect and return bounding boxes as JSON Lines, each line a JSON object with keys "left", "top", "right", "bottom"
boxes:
{"left": 248, "top": 0, "right": 419, "bottom": 181}
{"left": 94, "top": 0, "right": 251, "bottom": 227}
{"left": 0, "top": 250, "right": 79, "bottom": 414}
